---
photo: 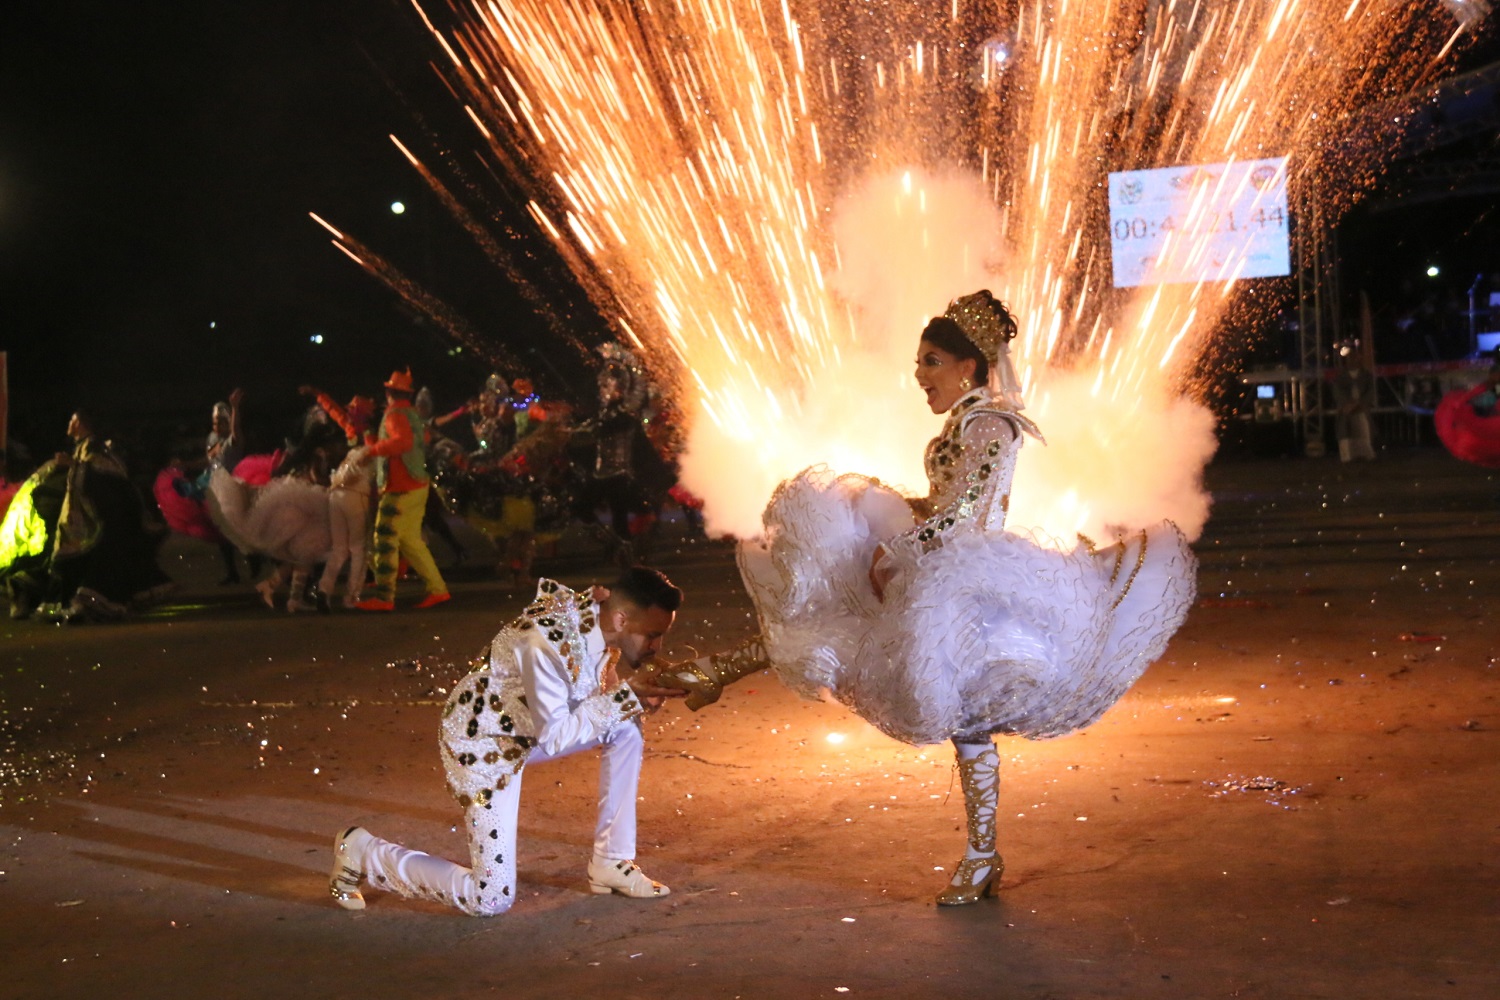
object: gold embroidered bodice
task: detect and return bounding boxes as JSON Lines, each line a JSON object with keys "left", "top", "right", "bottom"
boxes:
{"left": 895, "top": 388, "right": 1041, "bottom": 557}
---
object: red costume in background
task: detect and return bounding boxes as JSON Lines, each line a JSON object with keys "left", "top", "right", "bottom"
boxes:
{"left": 1435, "top": 382, "right": 1500, "bottom": 468}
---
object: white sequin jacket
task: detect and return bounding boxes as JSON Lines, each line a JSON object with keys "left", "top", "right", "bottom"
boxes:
{"left": 441, "top": 580, "right": 642, "bottom": 805}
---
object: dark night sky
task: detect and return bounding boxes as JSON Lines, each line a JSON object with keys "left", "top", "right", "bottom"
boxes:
{"left": 3, "top": 3, "right": 1499, "bottom": 463}
{"left": 0, "top": 0, "right": 572, "bottom": 460}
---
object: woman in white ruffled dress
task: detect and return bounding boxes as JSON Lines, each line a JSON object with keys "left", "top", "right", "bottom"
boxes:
{"left": 206, "top": 465, "right": 332, "bottom": 613}
{"left": 657, "top": 291, "right": 1197, "bottom": 905}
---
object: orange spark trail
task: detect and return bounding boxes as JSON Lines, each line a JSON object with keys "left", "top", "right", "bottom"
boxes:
{"left": 394, "top": 0, "right": 1479, "bottom": 539}
{"left": 310, "top": 212, "right": 521, "bottom": 372}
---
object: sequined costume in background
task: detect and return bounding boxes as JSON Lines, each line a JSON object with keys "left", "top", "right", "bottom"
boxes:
{"left": 469, "top": 373, "right": 518, "bottom": 461}
{"left": 440, "top": 376, "right": 574, "bottom": 585}
{"left": 574, "top": 344, "right": 676, "bottom": 562}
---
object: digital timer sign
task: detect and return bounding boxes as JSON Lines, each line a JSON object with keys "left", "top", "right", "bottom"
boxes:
{"left": 1108, "top": 156, "right": 1290, "bottom": 289}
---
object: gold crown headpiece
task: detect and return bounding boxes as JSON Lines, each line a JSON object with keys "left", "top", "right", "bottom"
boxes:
{"left": 943, "top": 291, "right": 1016, "bottom": 365}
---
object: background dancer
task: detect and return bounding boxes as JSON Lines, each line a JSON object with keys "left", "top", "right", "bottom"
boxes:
{"left": 301, "top": 385, "right": 377, "bottom": 611}
{"left": 356, "top": 369, "right": 449, "bottom": 611}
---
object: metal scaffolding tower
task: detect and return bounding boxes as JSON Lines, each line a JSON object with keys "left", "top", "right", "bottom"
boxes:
{"left": 1292, "top": 185, "right": 1340, "bottom": 457}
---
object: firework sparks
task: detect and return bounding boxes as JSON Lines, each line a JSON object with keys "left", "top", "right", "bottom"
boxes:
{"left": 309, "top": 211, "right": 522, "bottom": 371}
{"left": 391, "top": 0, "right": 1476, "bottom": 540}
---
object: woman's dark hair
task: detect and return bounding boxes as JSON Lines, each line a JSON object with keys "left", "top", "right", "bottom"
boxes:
{"left": 920, "top": 316, "right": 990, "bottom": 385}
{"left": 613, "top": 565, "right": 683, "bottom": 613}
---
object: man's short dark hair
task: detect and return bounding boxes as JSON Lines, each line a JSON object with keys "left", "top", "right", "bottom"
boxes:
{"left": 612, "top": 565, "right": 682, "bottom": 613}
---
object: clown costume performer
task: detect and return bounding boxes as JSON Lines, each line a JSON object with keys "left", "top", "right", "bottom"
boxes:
{"left": 357, "top": 368, "right": 449, "bottom": 611}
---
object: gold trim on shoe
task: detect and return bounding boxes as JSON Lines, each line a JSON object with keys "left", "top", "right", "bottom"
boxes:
{"left": 935, "top": 855, "right": 1003, "bottom": 906}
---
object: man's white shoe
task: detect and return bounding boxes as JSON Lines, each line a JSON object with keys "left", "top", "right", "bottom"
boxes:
{"left": 329, "top": 826, "right": 375, "bottom": 910}
{"left": 587, "top": 857, "right": 670, "bottom": 899}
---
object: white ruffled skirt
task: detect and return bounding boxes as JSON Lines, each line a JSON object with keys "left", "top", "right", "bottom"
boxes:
{"left": 739, "top": 468, "right": 1197, "bottom": 745}
{"left": 206, "top": 468, "right": 332, "bottom": 567}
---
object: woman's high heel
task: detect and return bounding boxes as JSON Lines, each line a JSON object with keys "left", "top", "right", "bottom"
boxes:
{"left": 936, "top": 855, "right": 1003, "bottom": 906}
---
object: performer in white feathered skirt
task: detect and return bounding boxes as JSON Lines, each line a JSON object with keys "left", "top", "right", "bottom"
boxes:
{"left": 206, "top": 466, "right": 332, "bottom": 612}
{"left": 658, "top": 290, "right": 1197, "bottom": 905}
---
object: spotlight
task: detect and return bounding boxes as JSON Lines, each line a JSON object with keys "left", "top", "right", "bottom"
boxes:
{"left": 391, "top": 201, "right": 407, "bottom": 215}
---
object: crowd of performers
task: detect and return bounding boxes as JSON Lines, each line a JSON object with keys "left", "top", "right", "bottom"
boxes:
{"left": 0, "top": 343, "right": 702, "bottom": 622}
{"left": 10, "top": 296, "right": 1500, "bottom": 915}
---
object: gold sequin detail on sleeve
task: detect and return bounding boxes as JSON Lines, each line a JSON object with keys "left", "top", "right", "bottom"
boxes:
{"left": 891, "top": 392, "right": 1043, "bottom": 558}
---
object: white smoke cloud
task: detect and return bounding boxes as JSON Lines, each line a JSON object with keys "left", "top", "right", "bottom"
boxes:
{"left": 1011, "top": 374, "right": 1217, "bottom": 543}
{"left": 678, "top": 167, "right": 1216, "bottom": 543}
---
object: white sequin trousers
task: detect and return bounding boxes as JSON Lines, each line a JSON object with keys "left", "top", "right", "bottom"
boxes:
{"left": 355, "top": 721, "right": 643, "bottom": 916}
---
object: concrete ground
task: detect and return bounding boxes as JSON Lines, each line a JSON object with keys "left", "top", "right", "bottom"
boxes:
{"left": 2, "top": 448, "right": 1497, "bottom": 1000}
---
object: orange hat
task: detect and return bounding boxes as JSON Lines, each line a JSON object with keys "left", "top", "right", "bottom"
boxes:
{"left": 384, "top": 368, "right": 414, "bottom": 393}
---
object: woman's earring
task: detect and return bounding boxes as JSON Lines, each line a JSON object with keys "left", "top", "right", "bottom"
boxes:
{"left": 959, "top": 377, "right": 973, "bottom": 391}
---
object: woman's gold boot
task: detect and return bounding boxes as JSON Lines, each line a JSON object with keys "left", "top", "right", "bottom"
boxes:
{"left": 936, "top": 856, "right": 1003, "bottom": 906}
{"left": 936, "top": 740, "right": 1002, "bottom": 906}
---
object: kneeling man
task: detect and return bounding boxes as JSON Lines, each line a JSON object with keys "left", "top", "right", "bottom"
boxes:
{"left": 329, "top": 566, "right": 685, "bottom": 915}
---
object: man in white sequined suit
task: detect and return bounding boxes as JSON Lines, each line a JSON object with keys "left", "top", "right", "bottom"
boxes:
{"left": 328, "top": 567, "right": 685, "bottom": 915}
